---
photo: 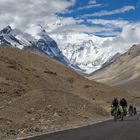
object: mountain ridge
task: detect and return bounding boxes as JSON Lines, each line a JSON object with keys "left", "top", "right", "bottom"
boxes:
{"left": 0, "top": 47, "right": 134, "bottom": 139}
{"left": 90, "top": 43, "right": 140, "bottom": 96}
{"left": 0, "top": 26, "right": 76, "bottom": 70}
{"left": 51, "top": 33, "right": 124, "bottom": 74}
{"left": 0, "top": 26, "right": 128, "bottom": 75}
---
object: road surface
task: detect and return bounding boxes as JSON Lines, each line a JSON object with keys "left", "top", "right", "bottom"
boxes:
{"left": 24, "top": 114, "right": 140, "bottom": 140}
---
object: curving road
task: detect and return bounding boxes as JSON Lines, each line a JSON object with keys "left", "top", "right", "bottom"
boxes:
{"left": 24, "top": 114, "right": 140, "bottom": 140}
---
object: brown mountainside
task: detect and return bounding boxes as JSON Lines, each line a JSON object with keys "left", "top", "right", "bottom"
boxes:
{"left": 91, "top": 44, "right": 140, "bottom": 96}
{"left": 0, "top": 47, "right": 132, "bottom": 139}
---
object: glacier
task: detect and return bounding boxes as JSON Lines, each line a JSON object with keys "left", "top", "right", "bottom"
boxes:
{"left": 50, "top": 32, "right": 121, "bottom": 74}
{"left": 0, "top": 25, "right": 124, "bottom": 74}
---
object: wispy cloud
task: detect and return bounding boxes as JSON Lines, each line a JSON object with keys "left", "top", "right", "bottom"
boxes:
{"left": 102, "top": 23, "right": 140, "bottom": 51}
{"left": 78, "top": 0, "right": 105, "bottom": 11}
{"left": 83, "top": 6, "right": 135, "bottom": 17}
{"left": 88, "top": 19, "right": 129, "bottom": 28}
{"left": 50, "top": 24, "right": 113, "bottom": 34}
{"left": 78, "top": 4, "right": 103, "bottom": 10}
{"left": 0, "top": 0, "right": 138, "bottom": 39}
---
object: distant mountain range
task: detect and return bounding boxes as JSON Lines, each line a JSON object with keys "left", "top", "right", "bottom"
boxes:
{"left": 90, "top": 43, "right": 140, "bottom": 95}
{"left": 0, "top": 25, "right": 82, "bottom": 72}
{"left": 51, "top": 33, "right": 123, "bottom": 74}
{"left": 0, "top": 25, "right": 131, "bottom": 75}
{"left": 0, "top": 47, "right": 132, "bottom": 140}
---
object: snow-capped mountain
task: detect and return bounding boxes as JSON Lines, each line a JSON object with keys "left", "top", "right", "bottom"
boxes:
{"left": 0, "top": 26, "right": 127, "bottom": 75}
{"left": 51, "top": 33, "right": 121, "bottom": 74}
{"left": 0, "top": 25, "right": 72, "bottom": 67}
{"left": 0, "top": 25, "right": 28, "bottom": 48}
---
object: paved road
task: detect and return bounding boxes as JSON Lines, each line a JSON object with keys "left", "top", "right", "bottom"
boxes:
{"left": 24, "top": 114, "right": 140, "bottom": 140}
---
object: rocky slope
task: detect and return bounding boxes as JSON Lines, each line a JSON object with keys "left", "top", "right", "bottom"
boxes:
{"left": 0, "top": 47, "right": 132, "bottom": 140}
{"left": 0, "top": 26, "right": 76, "bottom": 70}
{"left": 90, "top": 44, "right": 140, "bottom": 96}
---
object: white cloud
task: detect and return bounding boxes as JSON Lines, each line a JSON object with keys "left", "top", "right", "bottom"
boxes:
{"left": 88, "top": 19, "right": 129, "bottom": 28}
{"left": 78, "top": 0, "right": 105, "bottom": 11}
{"left": 102, "top": 23, "right": 140, "bottom": 52}
{"left": 78, "top": 4, "right": 103, "bottom": 10}
{"left": 79, "top": 19, "right": 130, "bottom": 37}
{"left": 0, "top": 0, "right": 75, "bottom": 30}
{"left": 83, "top": 6, "right": 135, "bottom": 17}
{"left": 0, "top": 0, "right": 139, "bottom": 46}
{"left": 60, "top": 17, "right": 78, "bottom": 25}
{"left": 50, "top": 24, "right": 113, "bottom": 34}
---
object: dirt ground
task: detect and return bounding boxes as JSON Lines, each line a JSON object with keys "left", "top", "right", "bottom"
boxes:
{"left": 0, "top": 48, "right": 135, "bottom": 140}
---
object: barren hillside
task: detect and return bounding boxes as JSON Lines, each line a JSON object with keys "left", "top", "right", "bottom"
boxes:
{"left": 90, "top": 44, "right": 140, "bottom": 96}
{"left": 0, "top": 47, "right": 132, "bottom": 140}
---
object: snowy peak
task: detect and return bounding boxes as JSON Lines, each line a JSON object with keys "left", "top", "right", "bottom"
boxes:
{"left": 0, "top": 25, "right": 12, "bottom": 34}
{"left": 0, "top": 26, "right": 72, "bottom": 68}
{"left": 51, "top": 33, "right": 119, "bottom": 74}
{"left": 0, "top": 25, "right": 25, "bottom": 48}
{"left": 124, "top": 44, "right": 140, "bottom": 57}
{"left": 38, "top": 29, "right": 54, "bottom": 43}
{"left": 0, "top": 26, "right": 127, "bottom": 75}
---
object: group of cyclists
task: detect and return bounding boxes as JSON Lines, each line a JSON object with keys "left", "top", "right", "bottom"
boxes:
{"left": 110, "top": 97, "right": 137, "bottom": 119}
{"left": 128, "top": 105, "right": 137, "bottom": 116}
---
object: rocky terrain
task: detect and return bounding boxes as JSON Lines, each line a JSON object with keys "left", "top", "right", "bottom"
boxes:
{"left": 0, "top": 47, "right": 133, "bottom": 140}
{"left": 90, "top": 44, "right": 140, "bottom": 98}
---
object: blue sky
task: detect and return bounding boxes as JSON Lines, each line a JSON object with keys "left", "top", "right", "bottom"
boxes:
{"left": 0, "top": 0, "right": 140, "bottom": 37}
{"left": 55, "top": 0, "right": 140, "bottom": 36}
{"left": 63, "top": 0, "right": 139, "bottom": 20}
{"left": 0, "top": 0, "right": 140, "bottom": 54}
